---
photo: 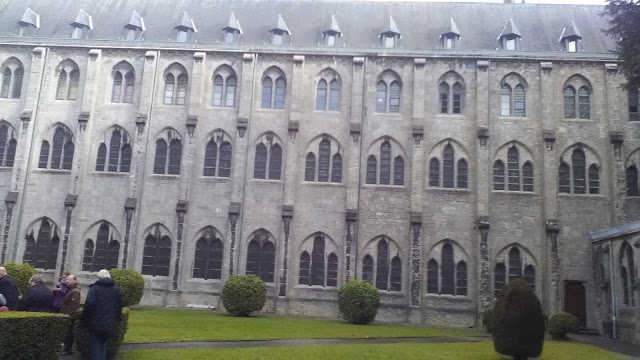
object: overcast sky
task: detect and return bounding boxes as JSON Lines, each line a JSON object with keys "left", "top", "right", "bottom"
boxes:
{"left": 378, "top": 0, "right": 607, "bottom": 4}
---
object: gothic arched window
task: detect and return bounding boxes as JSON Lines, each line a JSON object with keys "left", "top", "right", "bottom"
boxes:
{"left": 23, "top": 219, "right": 60, "bottom": 270}
{"left": 0, "top": 124, "right": 17, "bottom": 167}
{"left": 427, "top": 259, "right": 439, "bottom": 294}
{"left": 142, "top": 234, "right": 171, "bottom": 277}
{"left": 192, "top": 235, "right": 223, "bottom": 280}
{"left": 440, "top": 242, "right": 455, "bottom": 295}
{"left": 456, "top": 261, "right": 468, "bottom": 296}
{"left": 246, "top": 234, "right": 276, "bottom": 283}
{"left": 627, "top": 165, "right": 639, "bottom": 196}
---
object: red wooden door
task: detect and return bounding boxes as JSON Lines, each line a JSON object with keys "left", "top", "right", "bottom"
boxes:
{"left": 564, "top": 281, "right": 587, "bottom": 327}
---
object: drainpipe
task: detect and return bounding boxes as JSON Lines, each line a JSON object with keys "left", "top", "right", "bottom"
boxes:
{"left": 608, "top": 239, "right": 617, "bottom": 339}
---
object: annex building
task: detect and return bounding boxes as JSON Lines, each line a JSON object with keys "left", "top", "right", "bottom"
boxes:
{"left": 0, "top": 0, "right": 638, "bottom": 341}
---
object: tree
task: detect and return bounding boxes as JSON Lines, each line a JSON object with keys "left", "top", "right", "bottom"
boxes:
{"left": 604, "top": 0, "right": 640, "bottom": 89}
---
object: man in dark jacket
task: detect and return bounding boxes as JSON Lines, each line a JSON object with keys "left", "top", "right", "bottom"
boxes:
{"left": 17, "top": 274, "right": 54, "bottom": 312}
{"left": 82, "top": 269, "right": 122, "bottom": 360}
{"left": 0, "top": 266, "right": 19, "bottom": 310}
{"left": 60, "top": 274, "right": 81, "bottom": 355}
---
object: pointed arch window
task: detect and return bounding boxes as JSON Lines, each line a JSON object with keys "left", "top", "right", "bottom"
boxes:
{"left": 298, "top": 251, "right": 310, "bottom": 285}
{"left": 310, "top": 235, "right": 326, "bottom": 286}
{"left": 379, "top": 142, "right": 391, "bottom": 185}
{"left": 523, "top": 265, "right": 535, "bottom": 292}
{"left": 522, "top": 161, "right": 534, "bottom": 192}
{"left": 317, "top": 139, "right": 331, "bottom": 182}
{"left": 622, "top": 267, "right": 630, "bottom": 306}
{"left": 192, "top": 235, "right": 223, "bottom": 280}
{"left": 153, "top": 136, "right": 182, "bottom": 175}
{"left": 315, "top": 78, "right": 341, "bottom": 111}
{"left": 327, "top": 253, "right": 338, "bottom": 287}
{"left": 253, "top": 142, "right": 282, "bottom": 180}
{"left": 363, "top": 237, "right": 401, "bottom": 292}
{"left": 111, "top": 65, "right": 135, "bottom": 103}
{"left": 507, "top": 147, "right": 520, "bottom": 191}
{"left": 500, "top": 83, "right": 526, "bottom": 117}
{"left": 629, "top": 88, "right": 639, "bottom": 121}
{"left": 564, "top": 86, "right": 576, "bottom": 118}
{"left": 508, "top": 247, "right": 522, "bottom": 282}
{"left": 39, "top": 128, "right": 74, "bottom": 170}
{"left": 142, "top": 234, "right": 171, "bottom": 277}
{"left": 443, "top": 144, "right": 454, "bottom": 188}
{"left": 0, "top": 63, "right": 24, "bottom": 99}
{"left": 0, "top": 124, "right": 17, "bottom": 167}
{"left": 331, "top": 154, "right": 342, "bottom": 183}
{"left": 212, "top": 73, "right": 237, "bottom": 107}
{"left": 626, "top": 165, "right": 639, "bottom": 196}
{"left": 56, "top": 63, "right": 80, "bottom": 101}
{"left": 163, "top": 66, "right": 188, "bottom": 105}
{"left": 427, "top": 241, "right": 468, "bottom": 296}
{"left": 23, "top": 219, "right": 60, "bottom": 270}
{"left": 441, "top": 243, "right": 455, "bottom": 295}
{"left": 246, "top": 234, "right": 276, "bottom": 283}
{"left": 366, "top": 155, "right": 377, "bottom": 184}
{"left": 560, "top": 148, "right": 599, "bottom": 195}
{"left": 203, "top": 140, "right": 232, "bottom": 178}
{"left": 493, "top": 160, "right": 505, "bottom": 190}
{"left": 572, "top": 149, "right": 586, "bottom": 194}
{"left": 376, "top": 74, "right": 402, "bottom": 113}
{"left": 494, "top": 263, "right": 506, "bottom": 297}
{"left": 429, "top": 158, "right": 440, "bottom": 187}
{"left": 362, "top": 255, "right": 374, "bottom": 284}
{"left": 578, "top": 87, "right": 590, "bottom": 119}
{"left": 304, "top": 153, "right": 316, "bottom": 181}
{"left": 457, "top": 159, "right": 468, "bottom": 189}
{"left": 261, "top": 74, "right": 286, "bottom": 109}
{"left": 559, "top": 162, "right": 571, "bottom": 193}
{"left": 375, "top": 239, "right": 390, "bottom": 290}
{"left": 82, "top": 223, "right": 120, "bottom": 272}
{"left": 316, "top": 80, "right": 327, "bottom": 111}
{"left": 439, "top": 81, "right": 464, "bottom": 114}
{"left": 456, "top": 261, "right": 468, "bottom": 296}
{"left": 427, "top": 259, "right": 439, "bottom": 294}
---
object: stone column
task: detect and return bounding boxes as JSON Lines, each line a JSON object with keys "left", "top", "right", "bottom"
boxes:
{"left": 546, "top": 219, "right": 561, "bottom": 314}
{"left": 231, "top": 54, "right": 255, "bottom": 202}
{"left": 279, "top": 206, "right": 293, "bottom": 297}
{"left": 345, "top": 209, "right": 357, "bottom": 280}
{"left": 477, "top": 217, "right": 491, "bottom": 318}
{"left": 59, "top": 195, "right": 77, "bottom": 275}
{"left": 228, "top": 203, "right": 241, "bottom": 275}
{"left": 605, "top": 63, "right": 625, "bottom": 225}
{"left": 172, "top": 201, "right": 188, "bottom": 291}
{"left": 0, "top": 193, "right": 18, "bottom": 263}
{"left": 410, "top": 213, "right": 422, "bottom": 308}
{"left": 122, "top": 198, "right": 136, "bottom": 268}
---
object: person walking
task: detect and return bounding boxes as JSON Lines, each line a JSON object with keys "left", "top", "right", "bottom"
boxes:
{"left": 59, "top": 274, "right": 81, "bottom": 355}
{"left": 17, "top": 274, "right": 54, "bottom": 312}
{"left": 0, "top": 266, "right": 19, "bottom": 310}
{"left": 53, "top": 271, "right": 71, "bottom": 313}
{"left": 82, "top": 269, "right": 122, "bottom": 360}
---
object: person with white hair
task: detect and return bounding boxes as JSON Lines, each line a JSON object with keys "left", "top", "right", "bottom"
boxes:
{"left": 0, "top": 266, "right": 19, "bottom": 310}
{"left": 81, "top": 269, "right": 123, "bottom": 360}
{"left": 17, "top": 274, "right": 54, "bottom": 312}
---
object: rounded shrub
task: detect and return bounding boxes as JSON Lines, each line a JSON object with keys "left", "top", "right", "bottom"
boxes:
{"left": 338, "top": 279, "right": 380, "bottom": 325}
{"left": 75, "top": 308, "right": 130, "bottom": 359}
{"left": 4, "top": 262, "right": 37, "bottom": 295}
{"left": 222, "top": 274, "right": 267, "bottom": 317}
{"left": 0, "top": 312, "right": 69, "bottom": 359}
{"left": 109, "top": 268, "right": 145, "bottom": 307}
{"left": 482, "top": 308, "right": 494, "bottom": 333}
{"left": 492, "top": 279, "right": 545, "bottom": 360}
{"left": 548, "top": 312, "right": 579, "bottom": 340}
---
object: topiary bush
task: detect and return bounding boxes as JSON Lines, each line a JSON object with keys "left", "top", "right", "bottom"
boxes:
{"left": 3, "top": 262, "right": 37, "bottom": 295}
{"left": 492, "top": 279, "right": 545, "bottom": 360}
{"left": 222, "top": 275, "right": 267, "bottom": 317}
{"left": 109, "top": 268, "right": 145, "bottom": 307}
{"left": 548, "top": 312, "right": 579, "bottom": 340}
{"left": 482, "top": 308, "right": 494, "bottom": 333}
{"left": 75, "top": 307, "right": 129, "bottom": 360}
{"left": 0, "top": 312, "right": 69, "bottom": 360}
{"left": 338, "top": 279, "right": 380, "bottom": 325}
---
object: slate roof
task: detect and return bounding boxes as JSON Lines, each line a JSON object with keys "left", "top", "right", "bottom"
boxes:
{"left": 0, "top": 0, "right": 616, "bottom": 55}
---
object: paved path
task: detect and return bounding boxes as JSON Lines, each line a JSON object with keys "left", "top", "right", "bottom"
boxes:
{"left": 62, "top": 334, "right": 640, "bottom": 358}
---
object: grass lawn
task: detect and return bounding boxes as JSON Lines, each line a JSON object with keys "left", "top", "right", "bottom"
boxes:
{"left": 124, "top": 308, "right": 485, "bottom": 343}
{"left": 120, "top": 341, "right": 626, "bottom": 360}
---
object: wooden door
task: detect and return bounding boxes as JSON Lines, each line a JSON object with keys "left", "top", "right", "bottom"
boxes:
{"left": 564, "top": 281, "right": 587, "bottom": 327}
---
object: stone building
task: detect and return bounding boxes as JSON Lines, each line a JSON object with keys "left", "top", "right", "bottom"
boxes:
{"left": 0, "top": 0, "right": 637, "bottom": 336}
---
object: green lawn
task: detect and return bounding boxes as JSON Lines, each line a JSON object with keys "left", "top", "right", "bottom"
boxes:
{"left": 121, "top": 342, "right": 626, "bottom": 360}
{"left": 125, "top": 309, "right": 485, "bottom": 343}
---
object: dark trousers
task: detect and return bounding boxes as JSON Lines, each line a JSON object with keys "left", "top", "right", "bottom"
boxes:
{"left": 89, "top": 330, "right": 109, "bottom": 360}
{"left": 62, "top": 319, "right": 75, "bottom": 352}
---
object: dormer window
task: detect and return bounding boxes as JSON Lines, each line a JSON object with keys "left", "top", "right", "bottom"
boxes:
{"left": 498, "top": 19, "right": 521, "bottom": 51}
{"left": 175, "top": 11, "right": 196, "bottom": 43}
{"left": 269, "top": 14, "right": 290, "bottom": 46}
{"left": 559, "top": 21, "right": 582, "bottom": 53}
{"left": 17, "top": 8, "right": 39, "bottom": 37}
{"left": 222, "top": 12, "right": 242, "bottom": 44}
{"left": 125, "top": 10, "right": 145, "bottom": 41}
{"left": 70, "top": 9, "right": 92, "bottom": 39}
{"left": 441, "top": 18, "right": 460, "bottom": 50}
{"left": 322, "top": 15, "right": 342, "bottom": 47}
{"left": 380, "top": 16, "right": 400, "bottom": 49}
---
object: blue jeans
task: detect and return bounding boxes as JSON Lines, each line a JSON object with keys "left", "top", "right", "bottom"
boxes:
{"left": 89, "top": 330, "right": 109, "bottom": 360}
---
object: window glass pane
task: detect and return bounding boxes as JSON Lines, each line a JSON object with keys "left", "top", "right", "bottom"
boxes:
{"left": 318, "top": 139, "right": 330, "bottom": 182}
{"left": 494, "top": 263, "right": 506, "bottom": 297}
{"left": 564, "top": 87, "right": 576, "bottom": 118}
{"left": 0, "top": 68, "right": 10, "bottom": 98}
{"left": 578, "top": 87, "right": 590, "bottom": 119}
{"left": 212, "top": 75, "right": 223, "bottom": 106}
{"left": 0, "top": 126, "right": 7, "bottom": 166}
{"left": 305, "top": 153, "right": 316, "bottom": 181}
{"left": 177, "top": 30, "right": 188, "bottom": 42}
{"left": 629, "top": 89, "right": 639, "bottom": 121}
{"left": 514, "top": 85, "right": 525, "bottom": 117}
{"left": 207, "top": 239, "right": 223, "bottom": 280}
{"left": 68, "top": 70, "right": 79, "bottom": 100}
{"left": 456, "top": 261, "right": 467, "bottom": 296}
{"left": 168, "top": 139, "right": 182, "bottom": 175}
{"left": 62, "top": 141, "right": 74, "bottom": 170}
{"left": 108, "top": 129, "right": 121, "bottom": 172}
{"left": 112, "top": 72, "right": 123, "bottom": 103}
{"left": 427, "top": 259, "right": 439, "bottom": 294}
{"left": 38, "top": 141, "right": 49, "bottom": 168}
{"left": 11, "top": 67, "right": 23, "bottom": 98}
{"left": 316, "top": 80, "right": 327, "bottom": 111}
{"left": 254, "top": 144, "right": 267, "bottom": 179}
{"left": 568, "top": 40, "right": 577, "bottom": 52}
{"left": 123, "top": 72, "right": 134, "bottom": 103}
{"left": 193, "top": 238, "right": 207, "bottom": 279}
{"left": 627, "top": 166, "right": 639, "bottom": 196}
{"left": 329, "top": 80, "right": 340, "bottom": 111}
{"left": 261, "top": 78, "right": 272, "bottom": 108}
{"left": 429, "top": 158, "right": 440, "bottom": 187}
{"left": 362, "top": 255, "right": 374, "bottom": 284}
{"left": 120, "top": 144, "right": 132, "bottom": 173}
{"left": 261, "top": 242, "right": 276, "bottom": 283}
{"left": 56, "top": 71, "right": 67, "bottom": 100}
{"left": 441, "top": 243, "right": 454, "bottom": 295}
{"left": 51, "top": 128, "right": 65, "bottom": 169}
{"left": 376, "top": 82, "right": 387, "bottom": 113}
{"left": 5, "top": 139, "right": 16, "bottom": 168}
{"left": 311, "top": 235, "right": 325, "bottom": 286}
{"left": 224, "top": 31, "right": 235, "bottom": 44}
{"left": 268, "top": 144, "right": 282, "bottom": 180}
{"left": 508, "top": 247, "right": 522, "bottom": 282}
{"left": 298, "top": 251, "right": 310, "bottom": 285}
{"left": 326, "top": 253, "right": 338, "bottom": 287}
{"left": 389, "top": 82, "right": 401, "bottom": 113}
{"left": 246, "top": 240, "right": 260, "bottom": 277}
{"left": 390, "top": 257, "right": 402, "bottom": 292}
{"left": 445, "top": 37, "right": 453, "bottom": 49}
{"left": 203, "top": 141, "right": 217, "bottom": 176}
{"left": 331, "top": 153, "right": 342, "bottom": 183}
{"left": 379, "top": 142, "right": 391, "bottom": 185}
{"left": 588, "top": 164, "right": 599, "bottom": 194}
{"left": 457, "top": 159, "right": 468, "bottom": 189}
{"left": 272, "top": 33, "right": 283, "bottom": 45}
{"left": 176, "top": 74, "right": 187, "bottom": 105}
{"left": 439, "top": 83, "right": 449, "bottom": 113}
{"left": 274, "top": 78, "right": 286, "bottom": 109}
{"left": 500, "top": 85, "right": 511, "bottom": 116}
{"left": 326, "top": 34, "right": 336, "bottom": 47}
{"left": 218, "top": 142, "right": 232, "bottom": 178}
{"left": 452, "top": 83, "right": 463, "bottom": 114}
{"left": 493, "top": 161, "right": 505, "bottom": 190}
{"left": 507, "top": 147, "right": 520, "bottom": 191}
{"left": 375, "top": 240, "right": 389, "bottom": 290}
{"left": 225, "top": 76, "right": 236, "bottom": 107}
{"left": 82, "top": 240, "right": 94, "bottom": 272}
{"left": 523, "top": 265, "right": 535, "bottom": 292}
{"left": 393, "top": 156, "right": 404, "bottom": 186}
{"left": 384, "top": 35, "right": 395, "bottom": 48}
{"left": 443, "top": 145, "right": 454, "bottom": 188}
{"left": 164, "top": 74, "right": 174, "bottom": 105}
{"left": 505, "top": 38, "right": 515, "bottom": 50}
{"left": 572, "top": 149, "right": 586, "bottom": 194}
{"left": 153, "top": 139, "right": 167, "bottom": 174}
{"left": 366, "top": 156, "right": 377, "bottom": 184}
{"left": 522, "top": 161, "right": 534, "bottom": 192}
{"left": 559, "top": 162, "right": 571, "bottom": 193}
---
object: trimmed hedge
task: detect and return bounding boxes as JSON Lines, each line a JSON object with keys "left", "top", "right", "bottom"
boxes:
{"left": 482, "top": 308, "right": 494, "bottom": 333}
{"left": 548, "top": 312, "right": 579, "bottom": 340}
{"left": 75, "top": 308, "right": 130, "bottom": 360}
{"left": 0, "top": 311, "right": 70, "bottom": 360}
{"left": 338, "top": 280, "right": 380, "bottom": 325}
{"left": 4, "top": 262, "right": 38, "bottom": 295}
{"left": 222, "top": 275, "right": 267, "bottom": 317}
{"left": 109, "top": 268, "right": 145, "bottom": 307}
{"left": 492, "top": 279, "right": 545, "bottom": 360}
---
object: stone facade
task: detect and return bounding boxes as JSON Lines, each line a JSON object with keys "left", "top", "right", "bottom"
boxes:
{"left": 0, "top": 0, "right": 637, "bottom": 331}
